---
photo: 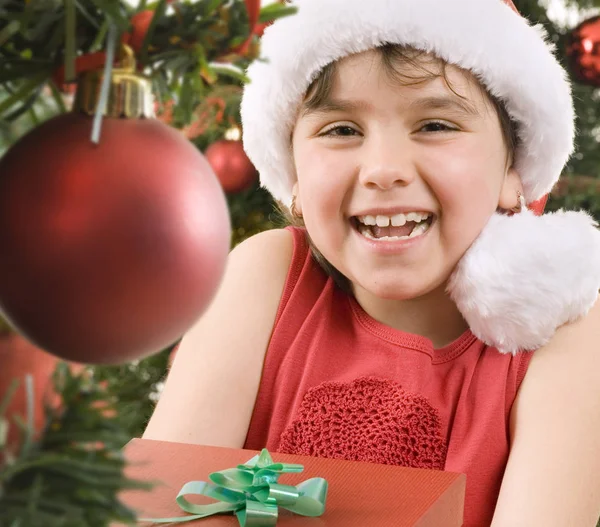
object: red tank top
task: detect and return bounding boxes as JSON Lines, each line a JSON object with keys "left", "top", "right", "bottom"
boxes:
{"left": 244, "top": 227, "right": 533, "bottom": 526}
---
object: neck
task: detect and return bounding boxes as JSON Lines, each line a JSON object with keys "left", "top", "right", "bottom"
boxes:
{"left": 352, "top": 283, "right": 468, "bottom": 349}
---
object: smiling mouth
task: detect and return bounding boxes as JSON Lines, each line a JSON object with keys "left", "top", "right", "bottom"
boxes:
{"left": 351, "top": 212, "right": 435, "bottom": 241}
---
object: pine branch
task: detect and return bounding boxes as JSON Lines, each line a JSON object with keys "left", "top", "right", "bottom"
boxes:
{"left": 0, "top": 363, "right": 153, "bottom": 527}
{"left": 0, "top": 0, "right": 296, "bottom": 126}
{"left": 87, "top": 346, "right": 173, "bottom": 443}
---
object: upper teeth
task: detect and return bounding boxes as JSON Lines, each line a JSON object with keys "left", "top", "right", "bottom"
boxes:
{"left": 358, "top": 212, "right": 431, "bottom": 227}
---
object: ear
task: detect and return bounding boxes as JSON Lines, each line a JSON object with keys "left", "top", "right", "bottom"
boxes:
{"left": 497, "top": 167, "right": 523, "bottom": 211}
{"left": 291, "top": 182, "right": 303, "bottom": 214}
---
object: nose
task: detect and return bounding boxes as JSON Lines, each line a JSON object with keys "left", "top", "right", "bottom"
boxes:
{"left": 358, "top": 136, "right": 416, "bottom": 190}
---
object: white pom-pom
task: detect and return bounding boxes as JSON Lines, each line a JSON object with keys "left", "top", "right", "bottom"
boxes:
{"left": 447, "top": 209, "right": 600, "bottom": 354}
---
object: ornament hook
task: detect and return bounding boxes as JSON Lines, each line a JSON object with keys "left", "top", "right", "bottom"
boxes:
{"left": 117, "top": 44, "right": 137, "bottom": 74}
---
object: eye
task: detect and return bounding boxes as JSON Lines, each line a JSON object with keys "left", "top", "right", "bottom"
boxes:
{"left": 419, "top": 121, "right": 458, "bottom": 133}
{"left": 319, "top": 125, "right": 360, "bottom": 137}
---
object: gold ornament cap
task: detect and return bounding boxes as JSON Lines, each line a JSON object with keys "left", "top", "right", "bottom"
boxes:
{"left": 73, "top": 45, "right": 155, "bottom": 119}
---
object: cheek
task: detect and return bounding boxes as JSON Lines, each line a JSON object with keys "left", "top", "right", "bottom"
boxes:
{"left": 424, "top": 146, "right": 502, "bottom": 238}
{"left": 428, "top": 142, "right": 501, "bottom": 205}
{"left": 296, "top": 148, "right": 353, "bottom": 219}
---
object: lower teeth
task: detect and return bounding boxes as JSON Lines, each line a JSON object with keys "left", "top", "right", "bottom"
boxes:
{"left": 359, "top": 221, "right": 430, "bottom": 241}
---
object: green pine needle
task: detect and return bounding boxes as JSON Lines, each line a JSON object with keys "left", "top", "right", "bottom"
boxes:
{"left": 0, "top": 363, "right": 153, "bottom": 527}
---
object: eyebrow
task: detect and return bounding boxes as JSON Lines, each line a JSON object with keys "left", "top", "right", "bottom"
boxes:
{"left": 408, "top": 96, "right": 480, "bottom": 117}
{"left": 301, "top": 94, "right": 480, "bottom": 118}
{"left": 300, "top": 98, "right": 373, "bottom": 117}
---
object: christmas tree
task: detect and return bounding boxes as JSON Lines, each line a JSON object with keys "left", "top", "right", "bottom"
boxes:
{"left": 0, "top": 0, "right": 293, "bottom": 524}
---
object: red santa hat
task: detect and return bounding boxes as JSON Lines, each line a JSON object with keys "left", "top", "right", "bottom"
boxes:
{"left": 241, "top": 0, "right": 574, "bottom": 209}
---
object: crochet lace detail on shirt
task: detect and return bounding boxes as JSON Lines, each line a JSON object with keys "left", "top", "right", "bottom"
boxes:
{"left": 279, "top": 377, "right": 447, "bottom": 469}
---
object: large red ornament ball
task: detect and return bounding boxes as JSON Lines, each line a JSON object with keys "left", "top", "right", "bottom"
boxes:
{"left": 205, "top": 139, "right": 258, "bottom": 194}
{"left": 567, "top": 16, "right": 600, "bottom": 86}
{"left": 0, "top": 112, "right": 231, "bottom": 364}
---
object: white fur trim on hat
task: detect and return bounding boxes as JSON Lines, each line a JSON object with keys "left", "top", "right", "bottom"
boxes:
{"left": 447, "top": 209, "right": 600, "bottom": 354}
{"left": 241, "top": 0, "right": 575, "bottom": 207}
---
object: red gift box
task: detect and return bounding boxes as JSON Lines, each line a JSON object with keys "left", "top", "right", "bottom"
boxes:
{"left": 118, "top": 438, "right": 465, "bottom": 526}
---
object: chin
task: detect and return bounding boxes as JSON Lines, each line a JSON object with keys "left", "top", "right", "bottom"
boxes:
{"left": 352, "top": 270, "right": 451, "bottom": 302}
{"left": 357, "top": 279, "right": 432, "bottom": 301}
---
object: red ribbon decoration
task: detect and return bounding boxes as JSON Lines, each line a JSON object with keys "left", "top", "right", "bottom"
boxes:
{"left": 52, "top": 51, "right": 111, "bottom": 89}
{"left": 54, "top": 0, "right": 266, "bottom": 88}
{"left": 245, "top": 0, "right": 261, "bottom": 30}
{"left": 233, "top": 0, "right": 262, "bottom": 55}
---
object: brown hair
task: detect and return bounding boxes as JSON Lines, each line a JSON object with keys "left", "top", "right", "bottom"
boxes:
{"left": 285, "top": 44, "right": 521, "bottom": 293}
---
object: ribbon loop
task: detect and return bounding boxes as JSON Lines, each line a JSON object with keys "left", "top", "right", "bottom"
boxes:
{"left": 257, "top": 483, "right": 300, "bottom": 505}
{"left": 237, "top": 500, "right": 279, "bottom": 527}
{"left": 140, "top": 449, "right": 328, "bottom": 526}
{"left": 210, "top": 467, "right": 254, "bottom": 489}
{"left": 287, "top": 478, "right": 329, "bottom": 517}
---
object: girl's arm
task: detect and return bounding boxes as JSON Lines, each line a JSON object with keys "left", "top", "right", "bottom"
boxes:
{"left": 491, "top": 297, "right": 600, "bottom": 526}
{"left": 142, "top": 228, "right": 293, "bottom": 448}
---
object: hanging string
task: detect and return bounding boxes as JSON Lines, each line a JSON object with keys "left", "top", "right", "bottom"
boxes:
{"left": 91, "top": 22, "right": 118, "bottom": 144}
{"left": 64, "top": 0, "right": 76, "bottom": 82}
{"left": 16, "top": 374, "right": 35, "bottom": 457}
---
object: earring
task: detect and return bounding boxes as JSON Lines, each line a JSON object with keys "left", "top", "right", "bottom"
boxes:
{"left": 290, "top": 195, "right": 303, "bottom": 219}
{"left": 510, "top": 191, "right": 526, "bottom": 214}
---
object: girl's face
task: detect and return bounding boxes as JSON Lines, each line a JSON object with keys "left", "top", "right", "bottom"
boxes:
{"left": 291, "top": 50, "right": 521, "bottom": 302}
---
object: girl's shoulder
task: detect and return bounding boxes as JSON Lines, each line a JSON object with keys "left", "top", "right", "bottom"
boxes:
{"left": 142, "top": 228, "right": 294, "bottom": 447}
{"left": 493, "top": 297, "right": 600, "bottom": 524}
{"left": 238, "top": 226, "right": 295, "bottom": 254}
{"left": 204, "top": 227, "right": 296, "bottom": 322}
{"left": 231, "top": 227, "right": 295, "bottom": 278}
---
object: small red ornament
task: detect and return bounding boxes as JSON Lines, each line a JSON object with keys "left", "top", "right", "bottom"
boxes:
{"left": 567, "top": 16, "right": 600, "bottom": 86}
{"left": 205, "top": 139, "right": 258, "bottom": 194}
{"left": 0, "top": 55, "right": 231, "bottom": 365}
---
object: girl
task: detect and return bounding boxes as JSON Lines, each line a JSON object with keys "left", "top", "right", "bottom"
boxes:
{"left": 144, "top": 0, "right": 600, "bottom": 525}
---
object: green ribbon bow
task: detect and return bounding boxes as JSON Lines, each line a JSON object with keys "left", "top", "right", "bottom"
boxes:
{"left": 140, "top": 449, "right": 328, "bottom": 526}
